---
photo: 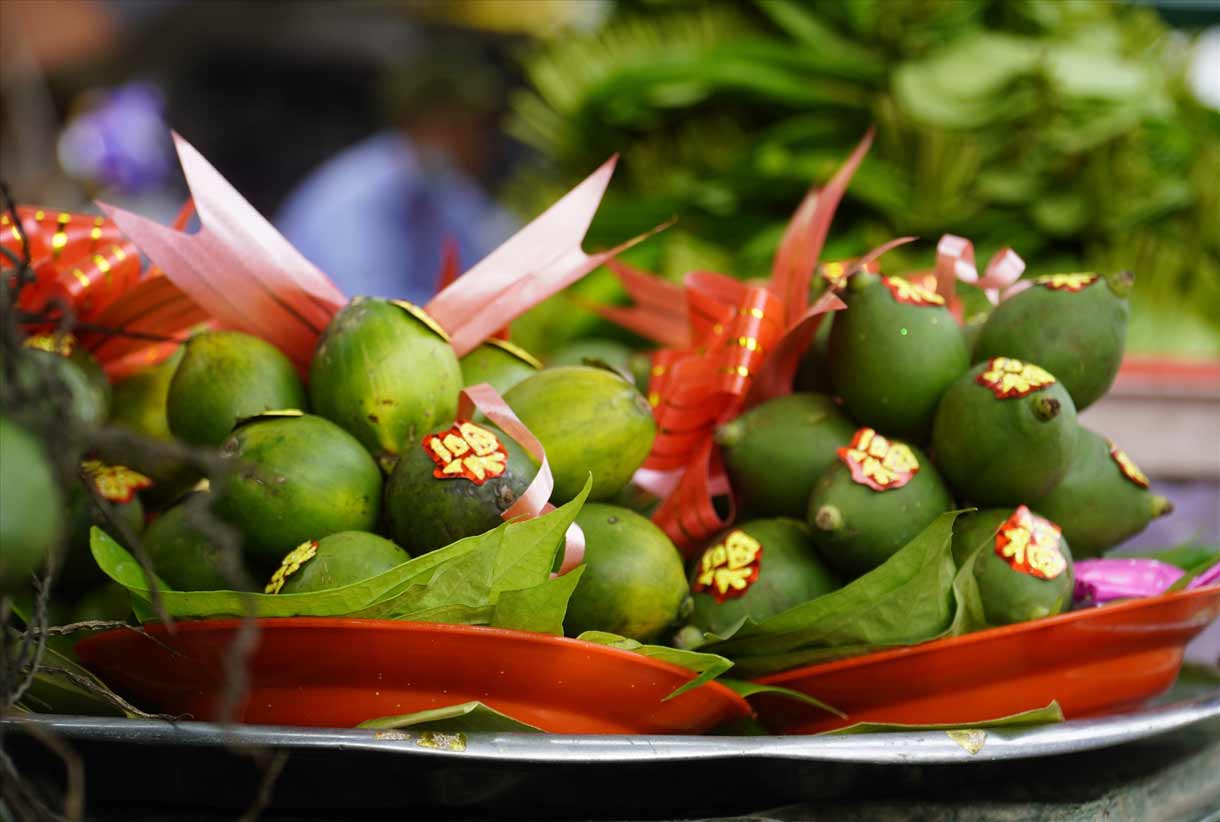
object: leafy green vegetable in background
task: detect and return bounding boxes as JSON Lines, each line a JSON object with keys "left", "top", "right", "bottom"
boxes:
{"left": 89, "top": 480, "right": 591, "bottom": 633}
{"left": 507, "top": 0, "right": 1220, "bottom": 356}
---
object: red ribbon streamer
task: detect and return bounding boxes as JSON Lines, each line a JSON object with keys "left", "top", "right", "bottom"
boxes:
{"left": 593, "top": 131, "right": 875, "bottom": 552}
{"left": 769, "top": 129, "right": 874, "bottom": 328}
{"left": 2, "top": 208, "right": 142, "bottom": 324}
{"left": 3, "top": 200, "right": 212, "bottom": 377}
{"left": 572, "top": 259, "right": 691, "bottom": 349}
{"left": 102, "top": 133, "right": 347, "bottom": 374}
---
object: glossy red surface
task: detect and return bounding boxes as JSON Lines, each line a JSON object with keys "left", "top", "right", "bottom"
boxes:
{"left": 753, "top": 587, "right": 1220, "bottom": 734}
{"left": 75, "top": 618, "right": 751, "bottom": 734}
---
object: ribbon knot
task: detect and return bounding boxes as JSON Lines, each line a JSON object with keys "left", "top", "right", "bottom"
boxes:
{"left": 596, "top": 131, "right": 876, "bottom": 552}
{"left": 934, "top": 234, "right": 1026, "bottom": 318}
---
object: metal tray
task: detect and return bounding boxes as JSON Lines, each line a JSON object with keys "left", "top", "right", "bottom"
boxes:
{"left": 8, "top": 689, "right": 1220, "bottom": 819}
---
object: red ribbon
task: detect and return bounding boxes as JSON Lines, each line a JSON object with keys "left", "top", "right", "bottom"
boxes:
{"left": 572, "top": 259, "right": 691, "bottom": 349}
{"left": 2, "top": 207, "right": 143, "bottom": 323}
{"left": 588, "top": 131, "right": 875, "bottom": 552}
{"left": 3, "top": 200, "right": 212, "bottom": 378}
{"left": 433, "top": 238, "right": 511, "bottom": 343}
{"left": 457, "top": 383, "right": 584, "bottom": 574}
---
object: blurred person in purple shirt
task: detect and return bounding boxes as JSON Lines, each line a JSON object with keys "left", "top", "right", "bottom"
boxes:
{"left": 275, "top": 34, "right": 518, "bottom": 304}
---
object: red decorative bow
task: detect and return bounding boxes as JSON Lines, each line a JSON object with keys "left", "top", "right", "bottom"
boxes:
{"left": 3, "top": 207, "right": 142, "bottom": 323}
{"left": 590, "top": 131, "right": 876, "bottom": 552}
{"left": 3, "top": 201, "right": 213, "bottom": 379}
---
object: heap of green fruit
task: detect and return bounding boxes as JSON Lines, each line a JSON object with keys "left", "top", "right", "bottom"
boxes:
{"left": 680, "top": 266, "right": 1172, "bottom": 639}
{"left": 4, "top": 297, "right": 692, "bottom": 645}
{"left": 0, "top": 258, "right": 1180, "bottom": 678}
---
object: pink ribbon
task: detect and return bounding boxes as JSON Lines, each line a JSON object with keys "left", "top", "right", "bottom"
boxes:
{"left": 424, "top": 158, "right": 668, "bottom": 357}
{"left": 101, "top": 133, "right": 347, "bottom": 374}
{"left": 1187, "top": 562, "right": 1220, "bottom": 591}
{"left": 457, "top": 383, "right": 584, "bottom": 575}
{"left": 934, "top": 234, "right": 1026, "bottom": 321}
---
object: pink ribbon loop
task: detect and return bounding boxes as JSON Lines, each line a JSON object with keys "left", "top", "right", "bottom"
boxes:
{"left": 934, "top": 234, "right": 1026, "bottom": 320}
{"left": 458, "top": 383, "right": 584, "bottom": 574}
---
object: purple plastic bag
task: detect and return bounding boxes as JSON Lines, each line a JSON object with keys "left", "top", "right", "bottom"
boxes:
{"left": 1073, "top": 558, "right": 1185, "bottom": 605}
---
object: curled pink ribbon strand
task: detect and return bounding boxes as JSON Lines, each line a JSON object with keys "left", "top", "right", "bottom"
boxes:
{"left": 934, "top": 234, "right": 1026, "bottom": 321}
{"left": 458, "top": 383, "right": 585, "bottom": 575}
{"left": 1187, "top": 561, "right": 1220, "bottom": 591}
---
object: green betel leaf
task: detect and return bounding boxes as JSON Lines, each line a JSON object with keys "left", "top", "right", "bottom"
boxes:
{"left": 93, "top": 478, "right": 593, "bottom": 626}
{"left": 353, "top": 534, "right": 504, "bottom": 620}
{"left": 720, "top": 679, "right": 844, "bottom": 718}
{"left": 93, "top": 526, "right": 483, "bottom": 620}
{"left": 358, "top": 701, "right": 543, "bottom": 733}
{"left": 11, "top": 640, "right": 151, "bottom": 719}
{"left": 704, "top": 512, "right": 961, "bottom": 674}
{"left": 826, "top": 701, "right": 1064, "bottom": 735}
{"left": 387, "top": 603, "right": 497, "bottom": 627}
{"left": 352, "top": 479, "right": 591, "bottom": 622}
{"left": 89, "top": 529, "right": 171, "bottom": 592}
{"left": 491, "top": 478, "right": 591, "bottom": 597}
{"left": 1166, "top": 556, "right": 1220, "bottom": 593}
{"left": 946, "top": 533, "right": 991, "bottom": 637}
{"left": 492, "top": 566, "right": 585, "bottom": 635}
{"left": 574, "top": 631, "right": 734, "bottom": 701}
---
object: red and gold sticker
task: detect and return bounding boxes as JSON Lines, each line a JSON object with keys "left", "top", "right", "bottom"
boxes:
{"left": 693, "top": 530, "right": 763, "bottom": 603}
{"left": 820, "top": 259, "right": 880, "bottom": 292}
{"left": 837, "top": 427, "right": 920, "bottom": 492}
{"left": 1108, "top": 440, "right": 1149, "bottom": 488}
{"left": 1035, "top": 273, "right": 1098, "bottom": 293}
{"left": 82, "top": 460, "right": 153, "bottom": 503}
{"left": 883, "top": 275, "right": 945, "bottom": 307}
{"left": 995, "top": 506, "right": 1067, "bottom": 581}
{"left": 23, "top": 333, "right": 76, "bottom": 356}
{"left": 422, "top": 420, "right": 508, "bottom": 484}
{"left": 976, "top": 357, "right": 1056, "bottom": 399}
{"left": 265, "top": 540, "right": 319, "bottom": 594}
{"left": 820, "top": 260, "right": 850, "bottom": 291}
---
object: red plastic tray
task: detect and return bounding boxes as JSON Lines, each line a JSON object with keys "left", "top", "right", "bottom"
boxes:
{"left": 75, "top": 618, "right": 751, "bottom": 734}
{"left": 752, "top": 586, "right": 1220, "bottom": 734}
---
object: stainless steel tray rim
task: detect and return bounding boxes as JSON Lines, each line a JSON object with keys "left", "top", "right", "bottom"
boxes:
{"left": 8, "top": 688, "right": 1219, "bottom": 765}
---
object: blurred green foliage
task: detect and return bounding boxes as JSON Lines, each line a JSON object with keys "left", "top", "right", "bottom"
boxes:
{"left": 506, "top": 0, "right": 1220, "bottom": 356}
